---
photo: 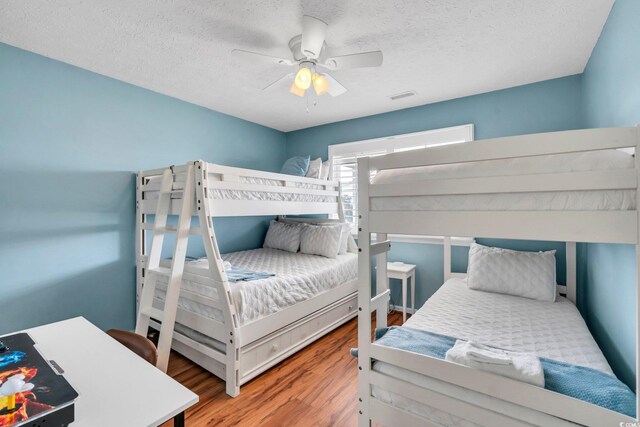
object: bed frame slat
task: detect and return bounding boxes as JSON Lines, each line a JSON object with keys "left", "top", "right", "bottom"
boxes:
{"left": 369, "top": 210, "right": 637, "bottom": 244}
{"left": 369, "top": 399, "right": 442, "bottom": 427}
{"left": 369, "top": 168, "right": 637, "bottom": 197}
{"left": 369, "top": 372, "right": 550, "bottom": 427}
{"left": 208, "top": 163, "right": 340, "bottom": 188}
{"left": 209, "top": 180, "right": 339, "bottom": 197}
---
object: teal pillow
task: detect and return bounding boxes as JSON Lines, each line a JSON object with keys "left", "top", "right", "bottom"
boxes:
{"left": 280, "top": 155, "right": 310, "bottom": 176}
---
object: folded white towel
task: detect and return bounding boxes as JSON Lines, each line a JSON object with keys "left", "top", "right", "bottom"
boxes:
{"left": 445, "top": 340, "right": 545, "bottom": 387}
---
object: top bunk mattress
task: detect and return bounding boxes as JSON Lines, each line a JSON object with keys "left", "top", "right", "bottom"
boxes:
{"left": 144, "top": 174, "right": 333, "bottom": 203}
{"left": 370, "top": 149, "right": 636, "bottom": 211}
{"left": 155, "top": 248, "right": 357, "bottom": 325}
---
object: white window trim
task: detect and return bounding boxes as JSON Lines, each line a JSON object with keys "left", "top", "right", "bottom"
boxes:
{"left": 328, "top": 124, "right": 474, "bottom": 156}
{"left": 329, "top": 124, "right": 475, "bottom": 245}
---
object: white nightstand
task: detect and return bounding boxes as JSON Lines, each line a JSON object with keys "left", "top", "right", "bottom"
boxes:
{"left": 386, "top": 262, "right": 416, "bottom": 322}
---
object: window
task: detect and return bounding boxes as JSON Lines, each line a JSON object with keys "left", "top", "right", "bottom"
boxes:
{"left": 329, "top": 124, "right": 474, "bottom": 239}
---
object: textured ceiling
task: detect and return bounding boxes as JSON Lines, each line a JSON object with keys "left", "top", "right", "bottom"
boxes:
{"left": 0, "top": 0, "right": 614, "bottom": 132}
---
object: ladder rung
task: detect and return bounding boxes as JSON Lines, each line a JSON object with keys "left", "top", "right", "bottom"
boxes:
{"left": 141, "top": 307, "right": 165, "bottom": 322}
{"left": 148, "top": 267, "right": 172, "bottom": 277}
{"left": 164, "top": 225, "right": 201, "bottom": 234}
{"left": 141, "top": 224, "right": 201, "bottom": 234}
{"left": 161, "top": 189, "right": 184, "bottom": 194}
{"left": 370, "top": 240, "right": 391, "bottom": 256}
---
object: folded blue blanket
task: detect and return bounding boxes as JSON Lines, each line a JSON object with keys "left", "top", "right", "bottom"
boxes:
{"left": 352, "top": 326, "right": 636, "bottom": 418}
{"left": 225, "top": 266, "right": 275, "bottom": 282}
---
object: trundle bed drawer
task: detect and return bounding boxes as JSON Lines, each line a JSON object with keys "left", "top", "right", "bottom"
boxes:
{"left": 240, "top": 294, "right": 358, "bottom": 377}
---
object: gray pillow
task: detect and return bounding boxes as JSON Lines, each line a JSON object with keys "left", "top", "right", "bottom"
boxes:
{"left": 263, "top": 220, "right": 302, "bottom": 253}
{"left": 300, "top": 224, "right": 342, "bottom": 258}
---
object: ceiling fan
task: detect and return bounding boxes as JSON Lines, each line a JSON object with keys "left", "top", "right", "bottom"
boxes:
{"left": 232, "top": 15, "right": 383, "bottom": 98}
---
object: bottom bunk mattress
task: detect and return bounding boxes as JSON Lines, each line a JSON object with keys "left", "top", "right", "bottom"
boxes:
{"left": 154, "top": 248, "right": 357, "bottom": 325}
{"left": 372, "top": 278, "right": 625, "bottom": 426}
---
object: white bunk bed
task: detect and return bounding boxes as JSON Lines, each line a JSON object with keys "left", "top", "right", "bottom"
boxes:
{"left": 136, "top": 161, "right": 357, "bottom": 397}
{"left": 357, "top": 126, "right": 640, "bottom": 426}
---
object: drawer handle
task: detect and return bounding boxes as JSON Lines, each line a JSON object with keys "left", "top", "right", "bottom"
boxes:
{"left": 270, "top": 344, "right": 279, "bottom": 353}
{"left": 348, "top": 305, "right": 353, "bottom": 311}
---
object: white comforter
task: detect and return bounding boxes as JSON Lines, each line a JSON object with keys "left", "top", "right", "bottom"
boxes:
{"left": 155, "top": 248, "right": 357, "bottom": 325}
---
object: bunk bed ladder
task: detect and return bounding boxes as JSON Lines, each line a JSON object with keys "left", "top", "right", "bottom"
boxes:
{"left": 135, "top": 164, "right": 195, "bottom": 373}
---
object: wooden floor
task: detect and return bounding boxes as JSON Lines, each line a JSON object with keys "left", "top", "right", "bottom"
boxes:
{"left": 162, "top": 311, "right": 403, "bottom": 427}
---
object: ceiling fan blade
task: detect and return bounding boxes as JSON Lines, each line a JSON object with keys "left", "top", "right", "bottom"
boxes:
{"left": 321, "top": 50, "right": 383, "bottom": 70}
{"left": 301, "top": 15, "right": 327, "bottom": 59}
{"left": 323, "top": 73, "right": 347, "bottom": 97}
{"left": 262, "top": 73, "right": 294, "bottom": 91}
{"left": 231, "top": 49, "right": 294, "bottom": 66}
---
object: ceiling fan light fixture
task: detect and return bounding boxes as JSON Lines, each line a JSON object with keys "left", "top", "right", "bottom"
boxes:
{"left": 232, "top": 14, "right": 383, "bottom": 101}
{"left": 294, "top": 66, "right": 312, "bottom": 90}
{"left": 312, "top": 73, "right": 329, "bottom": 96}
{"left": 290, "top": 82, "right": 305, "bottom": 97}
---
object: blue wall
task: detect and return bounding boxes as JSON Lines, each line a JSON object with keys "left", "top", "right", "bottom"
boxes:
{"left": 583, "top": 0, "right": 640, "bottom": 128}
{"left": 286, "top": 75, "right": 584, "bottom": 158}
{"left": 0, "top": 43, "right": 286, "bottom": 334}
{"left": 580, "top": 0, "right": 640, "bottom": 390}
{"left": 287, "top": 75, "right": 584, "bottom": 311}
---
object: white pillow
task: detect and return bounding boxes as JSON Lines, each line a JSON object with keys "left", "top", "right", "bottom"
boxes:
{"left": 319, "top": 160, "right": 331, "bottom": 180}
{"left": 306, "top": 157, "right": 323, "bottom": 179}
{"left": 300, "top": 224, "right": 342, "bottom": 258}
{"left": 466, "top": 243, "right": 557, "bottom": 302}
{"left": 338, "top": 223, "right": 351, "bottom": 254}
{"left": 263, "top": 220, "right": 302, "bottom": 253}
{"left": 278, "top": 217, "right": 351, "bottom": 255}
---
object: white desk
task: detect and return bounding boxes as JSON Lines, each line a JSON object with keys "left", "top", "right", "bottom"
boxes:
{"left": 9, "top": 317, "right": 198, "bottom": 427}
{"left": 386, "top": 262, "right": 416, "bottom": 323}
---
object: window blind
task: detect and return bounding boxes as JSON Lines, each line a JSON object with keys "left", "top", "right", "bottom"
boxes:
{"left": 331, "top": 150, "right": 385, "bottom": 227}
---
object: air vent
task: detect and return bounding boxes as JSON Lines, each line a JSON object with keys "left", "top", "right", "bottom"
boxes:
{"left": 389, "top": 91, "right": 416, "bottom": 101}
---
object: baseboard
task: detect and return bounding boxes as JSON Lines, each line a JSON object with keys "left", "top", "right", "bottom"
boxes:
{"left": 389, "top": 305, "right": 416, "bottom": 315}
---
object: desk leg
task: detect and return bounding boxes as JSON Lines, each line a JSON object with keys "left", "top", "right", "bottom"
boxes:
{"left": 174, "top": 411, "right": 185, "bottom": 427}
{"left": 402, "top": 277, "right": 407, "bottom": 323}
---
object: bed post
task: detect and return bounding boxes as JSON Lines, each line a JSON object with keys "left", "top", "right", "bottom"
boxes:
{"left": 357, "top": 157, "right": 372, "bottom": 427}
{"left": 635, "top": 124, "right": 640, "bottom": 418}
{"left": 566, "top": 242, "right": 577, "bottom": 304}
{"left": 376, "top": 233, "right": 388, "bottom": 329}
{"left": 337, "top": 182, "right": 346, "bottom": 223}
{"left": 443, "top": 237, "right": 452, "bottom": 282}
{"left": 135, "top": 172, "right": 145, "bottom": 311}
